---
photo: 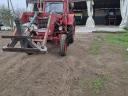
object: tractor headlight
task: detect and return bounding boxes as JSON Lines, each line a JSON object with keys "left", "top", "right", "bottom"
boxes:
{"left": 59, "top": 26, "right": 63, "bottom": 31}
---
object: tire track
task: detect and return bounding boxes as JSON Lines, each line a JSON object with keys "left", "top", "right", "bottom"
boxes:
{"left": 56, "top": 57, "right": 80, "bottom": 96}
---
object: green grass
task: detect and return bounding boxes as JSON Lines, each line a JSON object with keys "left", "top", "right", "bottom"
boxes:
{"left": 105, "top": 30, "right": 128, "bottom": 60}
{"left": 105, "top": 31, "right": 128, "bottom": 48}
{"left": 91, "top": 77, "right": 105, "bottom": 94}
{"left": 88, "top": 31, "right": 128, "bottom": 55}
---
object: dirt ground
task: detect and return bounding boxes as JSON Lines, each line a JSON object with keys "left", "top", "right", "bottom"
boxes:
{"left": 0, "top": 31, "right": 128, "bottom": 96}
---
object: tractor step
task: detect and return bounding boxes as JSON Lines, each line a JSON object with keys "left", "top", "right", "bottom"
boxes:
{"left": 2, "top": 47, "right": 47, "bottom": 54}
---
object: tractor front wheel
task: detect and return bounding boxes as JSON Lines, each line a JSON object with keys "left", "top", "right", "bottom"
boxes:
{"left": 59, "top": 34, "right": 67, "bottom": 56}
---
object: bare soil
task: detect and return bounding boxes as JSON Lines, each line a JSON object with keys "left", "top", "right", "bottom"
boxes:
{"left": 0, "top": 31, "right": 128, "bottom": 96}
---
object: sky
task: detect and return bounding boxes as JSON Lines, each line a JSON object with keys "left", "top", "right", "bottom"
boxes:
{"left": 0, "top": 0, "right": 26, "bottom": 9}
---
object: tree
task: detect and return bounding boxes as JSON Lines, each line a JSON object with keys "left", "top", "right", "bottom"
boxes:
{"left": 0, "top": 5, "right": 13, "bottom": 26}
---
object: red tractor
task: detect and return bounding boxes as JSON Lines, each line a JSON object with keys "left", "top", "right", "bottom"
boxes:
{"left": 2, "top": 0, "right": 75, "bottom": 56}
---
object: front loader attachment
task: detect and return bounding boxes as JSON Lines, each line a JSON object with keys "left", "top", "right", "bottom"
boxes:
{"left": 1, "top": 12, "right": 48, "bottom": 54}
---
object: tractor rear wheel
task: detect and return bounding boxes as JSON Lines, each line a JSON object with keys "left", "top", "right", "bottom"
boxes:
{"left": 59, "top": 34, "right": 67, "bottom": 56}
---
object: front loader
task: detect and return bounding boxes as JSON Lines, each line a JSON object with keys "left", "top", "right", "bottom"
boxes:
{"left": 2, "top": 0, "right": 75, "bottom": 56}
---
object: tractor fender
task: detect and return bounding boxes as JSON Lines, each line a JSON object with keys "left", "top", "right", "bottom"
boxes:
{"left": 67, "top": 14, "right": 75, "bottom": 25}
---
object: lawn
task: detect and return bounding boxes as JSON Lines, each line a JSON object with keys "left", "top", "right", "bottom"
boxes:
{"left": 105, "top": 30, "right": 128, "bottom": 48}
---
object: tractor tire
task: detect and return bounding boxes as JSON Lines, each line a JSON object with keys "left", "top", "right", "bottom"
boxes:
{"left": 59, "top": 34, "right": 67, "bottom": 56}
{"left": 67, "top": 25, "right": 74, "bottom": 45}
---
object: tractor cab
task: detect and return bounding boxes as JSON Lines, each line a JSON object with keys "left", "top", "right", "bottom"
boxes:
{"left": 44, "top": 1, "right": 64, "bottom": 13}
{"left": 27, "top": 0, "right": 66, "bottom": 13}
